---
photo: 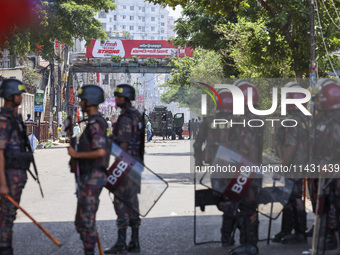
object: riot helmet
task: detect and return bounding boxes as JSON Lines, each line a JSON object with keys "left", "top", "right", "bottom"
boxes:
{"left": 233, "top": 79, "right": 259, "bottom": 106}
{"left": 314, "top": 78, "right": 340, "bottom": 110}
{"left": 0, "top": 78, "right": 26, "bottom": 99}
{"left": 114, "top": 84, "right": 135, "bottom": 101}
{"left": 216, "top": 88, "right": 233, "bottom": 113}
{"left": 77, "top": 85, "right": 105, "bottom": 106}
{"left": 283, "top": 82, "right": 309, "bottom": 110}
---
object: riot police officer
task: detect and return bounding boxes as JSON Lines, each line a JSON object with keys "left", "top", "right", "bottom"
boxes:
{"left": 0, "top": 79, "right": 30, "bottom": 255}
{"left": 104, "top": 84, "right": 143, "bottom": 254}
{"left": 230, "top": 79, "right": 263, "bottom": 255}
{"left": 67, "top": 85, "right": 108, "bottom": 255}
{"left": 311, "top": 78, "right": 340, "bottom": 252}
{"left": 194, "top": 88, "right": 238, "bottom": 247}
{"left": 272, "top": 82, "right": 308, "bottom": 244}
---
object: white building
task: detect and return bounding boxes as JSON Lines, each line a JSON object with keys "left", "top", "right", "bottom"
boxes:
{"left": 97, "top": 0, "right": 169, "bottom": 40}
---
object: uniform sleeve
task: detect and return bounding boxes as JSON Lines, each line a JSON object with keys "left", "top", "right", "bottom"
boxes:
{"left": 89, "top": 122, "right": 106, "bottom": 150}
{"left": 284, "top": 126, "right": 298, "bottom": 147}
{"left": 116, "top": 115, "right": 133, "bottom": 143}
{"left": 0, "top": 118, "right": 9, "bottom": 149}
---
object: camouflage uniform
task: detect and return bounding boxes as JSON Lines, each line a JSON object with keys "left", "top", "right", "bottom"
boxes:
{"left": 233, "top": 112, "right": 264, "bottom": 248}
{"left": 313, "top": 110, "right": 340, "bottom": 249}
{"left": 274, "top": 112, "right": 309, "bottom": 243}
{"left": 0, "top": 108, "right": 28, "bottom": 248}
{"left": 75, "top": 114, "right": 108, "bottom": 251}
{"left": 112, "top": 105, "right": 142, "bottom": 230}
{"left": 193, "top": 112, "right": 238, "bottom": 246}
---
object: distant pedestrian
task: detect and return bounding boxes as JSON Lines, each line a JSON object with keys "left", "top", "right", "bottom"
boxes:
{"left": 25, "top": 114, "right": 33, "bottom": 122}
{"left": 147, "top": 119, "right": 152, "bottom": 142}
{"left": 57, "top": 124, "right": 62, "bottom": 137}
{"left": 106, "top": 117, "right": 112, "bottom": 131}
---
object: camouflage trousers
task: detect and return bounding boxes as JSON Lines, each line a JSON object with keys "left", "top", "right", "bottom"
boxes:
{"left": 114, "top": 196, "right": 141, "bottom": 229}
{"left": 75, "top": 169, "right": 107, "bottom": 251}
{"left": 0, "top": 169, "right": 27, "bottom": 247}
{"left": 307, "top": 178, "right": 339, "bottom": 230}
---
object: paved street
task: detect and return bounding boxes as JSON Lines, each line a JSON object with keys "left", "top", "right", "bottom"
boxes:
{"left": 10, "top": 137, "right": 323, "bottom": 255}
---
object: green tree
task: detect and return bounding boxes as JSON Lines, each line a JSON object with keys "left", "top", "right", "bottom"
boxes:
{"left": 171, "top": 3, "right": 239, "bottom": 77}
{"left": 2, "top": 0, "right": 116, "bottom": 59}
{"left": 149, "top": 0, "right": 340, "bottom": 78}
{"left": 161, "top": 49, "right": 224, "bottom": 114}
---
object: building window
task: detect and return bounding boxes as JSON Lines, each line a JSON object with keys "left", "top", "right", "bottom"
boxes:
{"left": 161, "top": 15, "right": 165, "bottom": 19}
{"left": 130, "top": 26, "right": 134, "bottom": 30}
{"left": 114, "top": 15, "right": 117, "bottom": 21}
{"left": 142, "top": 27, "right": 145, "bottom": 32}
{"left": 151, "top": 7, "right": 155, "bottom": 12}
{"left": 151, "top": 36, "right": 155, "bottom": 40}
{"left": 130, "top": 6, "right": 134, "bottom": 11}
{"left": 114, "top": 25, "right": 117, "bottom": 30}
{"left": 123, "top": 5, "right": 126, "bottom": 9}
{"left": 122, "top": 15, "right": 126, "bottom": 19}
{"left": 130, "top": 16, "right": 134, "bottom": 21}
{"left": 103, "top": 74, "right": 109, "bottom": 85}
{"left": 102, "top": 23, "right": 107, "bottom": 31}
{"left": 151, "top": 27, "right": 155, "bottom": 31}
{"left": 142, "top": 17, "right": 145, "bottom": 22}
{"left": 99, "top": 11, "right": 107, "bottom": 18}
{"left": 151, "top": 17, "right": 155, "bottom": 22}
{"left": 122, "top": 25, "right": 126, "bottom": 29}
{"left": 142, "top": 7, "right": 145, "bottom": 12}
{"left": 161, "top": 29, "right": 164, "bottom": 33}
{"left": 109, "top": 18, "right": 112, "bottom": 22}
{"left": 161, "top": 22, "right": 165, "bottom": 26}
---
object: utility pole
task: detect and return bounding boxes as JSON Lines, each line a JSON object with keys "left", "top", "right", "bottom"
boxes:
{"left": 310, "top": 0, "right": 317, "bottom": 88}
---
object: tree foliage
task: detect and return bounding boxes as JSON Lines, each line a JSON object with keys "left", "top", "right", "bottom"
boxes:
{"left": 161, "top": 49, "right": 224, "bottom": 114}
{"left": 149, "top": 0, "right": 340, "bottom": 78}
{"left": 2, "top": 0, "right": 116, "bottom": 59}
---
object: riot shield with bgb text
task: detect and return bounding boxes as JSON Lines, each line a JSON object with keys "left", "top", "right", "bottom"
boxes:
{"left": 106, "top": 143, "right": 168, "bottom": 217}
{"left": 200, "top": 145, "right": 294, "bottom": 218}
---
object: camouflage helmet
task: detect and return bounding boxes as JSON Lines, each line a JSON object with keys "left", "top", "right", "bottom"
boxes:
{"left": 77, "top": 85, "right": 105, "bottom": 105}
{"left": 114, "top": 84, "right": 135, "bottom": 101}
{"left": 314, "top": 78, "right": 340, "bottom": 110}
{"left": 0, "top": 78, "right": 26, "bottom": 99}
{"left": 233, "top": 79, "right": 259, "bottom": 106}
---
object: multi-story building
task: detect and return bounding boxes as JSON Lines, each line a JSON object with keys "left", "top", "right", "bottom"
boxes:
{"left": 97, "top": 0, "right": 169, "bottom": 40}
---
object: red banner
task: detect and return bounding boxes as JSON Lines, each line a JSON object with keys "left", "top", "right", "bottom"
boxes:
{"left": 86, "top": 39, "right": 193, "bottom": 59}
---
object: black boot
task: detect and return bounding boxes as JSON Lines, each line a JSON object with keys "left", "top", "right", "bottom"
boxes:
{"left": 231, "top": 214, "right": 259, "bottom": 255}
{"left": 104, "top": 229, "right": 127, "bottom": 254}
{"left": 281, "top": 211, "right": 307, "bottom": 244}
{"left": 84, "top": 250, "right": 95, "bottom": 255}
{"left": 127, "top": 227, "right": 140, "bottom": 253}
{"left": 229, "top": 244, "right": 259, "bottom": 255}
{"left": 272, "top": 206, "right": 293, "bottom": 243}
{"left": 325, "top": 228, "right": 337, "bottom": 250}
{"left": 0, "top": 247, "right": 13, "bottom": 255}
{"left": 221, "top": 214, "right": 235, "bottom": 247}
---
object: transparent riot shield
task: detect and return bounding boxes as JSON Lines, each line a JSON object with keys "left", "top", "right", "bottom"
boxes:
{"left": 200, "top": 145, "right": 294, "bottom": 218}
{"left": 106, "top": 143, "right": 168, "bottom": 217}
{"left": 259, "top": 167, "right": 295, "bottom": 219}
